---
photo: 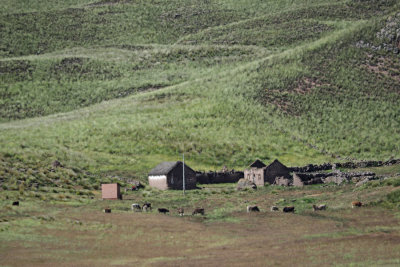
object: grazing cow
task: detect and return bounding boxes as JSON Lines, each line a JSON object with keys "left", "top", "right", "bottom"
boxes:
{"left": 177, "top": 208, "right": 184, "bottom": 216}
{"left": 12, "top": 201, "right": 19, "bottom": 206}
{"left": 192, "top": 208, "right": 205, "bottom": 216}
{"left": 352, "top": 201, "right": 362, "bottom": 208}
{"left": 131, "top": 203, "right": 141, "bottom": 212}
{"left": 158, "top": 208, "right": 169, "bottom": 214}
{"left": 104, "top": 208, "right": 111, "bottom": 213}
{"left": 283, "top": 206, "right": 295, "bottom": 213}
{"left": 247, "top": 205, "right": 260, "bottom": 212}
{"left": 52, "top": 160, "right": 63, "bottom": 168}
{"left": 270, "top": 206, "right": 279, "bottom": 211}
{"left": 142, "top": 203, "right": 152, "bottom": 212}
{"left": 312, "top": 204, "right": 326, "bottom": 211}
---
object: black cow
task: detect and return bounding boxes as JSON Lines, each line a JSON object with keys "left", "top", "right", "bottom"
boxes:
{"left": 12, "top": 201, "right": 19, "bottom": 206}
{"left": 158, "top": 208, "right": 169, "bottom": 214}
{"left": 283, "top": 206, "right": 295, "bottom": 213}
{"left": 142, "top": 203, "right": 152, "bottom": 212}
{"left": 247, "top": 205, "right": 260, "bottom": 212}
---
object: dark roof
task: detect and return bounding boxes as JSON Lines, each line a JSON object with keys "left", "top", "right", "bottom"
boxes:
{"left": 266, "top": 159, "right": 288, "bottom": 170}
{"left": 249, "top": 159, "right": 267, "bottom": 168}
{"left": 148, "top": 161, "right": 195, "bottom": 176}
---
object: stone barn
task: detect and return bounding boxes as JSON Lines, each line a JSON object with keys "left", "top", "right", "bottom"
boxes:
{"left": 244, "top": 159, "right": 267, "bottom": 186}
{"left": 148, "top": 161, "right": 197, "bottom": 190}
{"left": 101, "top": 183, "right": 121, "bottom": 200}
{"left": 264, "top": 159, "right": 291, "bottom": 184}
{"left": 244, "top": 159, "right": 291, "bottom": 186}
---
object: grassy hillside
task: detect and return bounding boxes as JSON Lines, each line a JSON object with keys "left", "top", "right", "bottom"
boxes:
{"left": 1, "top": 1, "right": 400, "bottom": 266}
{"left": 0, "top": 0, "right": 399, "bottom": 188}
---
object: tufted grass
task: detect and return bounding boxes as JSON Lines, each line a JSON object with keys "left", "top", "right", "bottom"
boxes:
{"left": 0, "top": 0, "right": 399, "bottom": 187}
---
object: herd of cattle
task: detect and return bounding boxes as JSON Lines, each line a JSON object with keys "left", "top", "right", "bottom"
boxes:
{"left": 246, "top": 201, "right": 363, "bottom": 213}
{"left": 128, "top": 203, "right": 205, "bottom": 216}
{"left": 102, "top": 201, "right": 363, "bottom": 215}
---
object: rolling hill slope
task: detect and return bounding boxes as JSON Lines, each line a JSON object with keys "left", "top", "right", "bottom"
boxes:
{"left": 0, "top": 0, "right": 399, "bottom": 188}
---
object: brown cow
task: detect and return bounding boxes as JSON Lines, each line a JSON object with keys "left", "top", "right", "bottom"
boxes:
{"left": 352, "top": 201, "right": 362, "bottom": 208}
{"left": 177, "top": 208, "right": 184, "bottom": 216}
{"left": 192, "top": 208, "right": 205, "bottom": 216}
{"left": 283, "top": 206, "right": 295, "bottom": 213}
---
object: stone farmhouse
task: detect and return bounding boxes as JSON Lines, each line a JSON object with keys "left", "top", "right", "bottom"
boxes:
{"left": 148, "top": 161, "right": 197, "bottom": 190}
{"left": 244, "top": 159, "right": 291, "bottom": 186}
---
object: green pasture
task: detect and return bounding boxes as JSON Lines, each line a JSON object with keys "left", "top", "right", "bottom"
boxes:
{"left": 0, "top": 0, "right": 399, "bottom": 186}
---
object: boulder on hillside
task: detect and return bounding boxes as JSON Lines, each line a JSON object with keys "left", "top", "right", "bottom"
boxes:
{"left": 355, "top": 176, "right": 378, "bottom": 187}
{"left": 237, "top": 179, "right": 257, "bottom": 191}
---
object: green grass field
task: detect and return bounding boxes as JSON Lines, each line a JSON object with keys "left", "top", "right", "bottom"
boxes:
{"left": 1, "top": 0, "right": 400, "bottom": 265}
{"left": 1, "top": 177, "right": 400, "bottom": 266}
{"left": 1, "top": 0, "right": 399, "bottom": 184}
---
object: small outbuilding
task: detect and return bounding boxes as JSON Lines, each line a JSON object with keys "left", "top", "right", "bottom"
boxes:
{"left": 101, "top": 183, "right": 122, "bottom": 200}
{"left": 148, "top": 161, "right": 197, "bottom": 190}
{"left": 244, "top": 159, "right": 291, "bottom": 186}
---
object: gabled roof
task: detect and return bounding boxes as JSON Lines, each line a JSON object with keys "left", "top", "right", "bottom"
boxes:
{"left": 249, "top": 159, "right": 267, "bottom": 168}
{"left": 149, "top": 162, "right": 179, "bottom": 176}
{"left": 148, "top": 161, "right": 195, "bottom": 176}
{"left": 265, "top": 159, "right": 289, "bottom": 170}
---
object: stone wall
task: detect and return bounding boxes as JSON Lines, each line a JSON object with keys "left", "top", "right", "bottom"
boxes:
{"left": 292, "top": 171, "right": 377, "bottom": 186}
{"left": 289, "top": 159, "right": 400, "bottom": 173}
{"left": 196, "top": 171, "right": 243, "bottom": 184}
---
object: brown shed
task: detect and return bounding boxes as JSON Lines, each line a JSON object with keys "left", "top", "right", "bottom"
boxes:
{"left": 148, "top": 161, "right": 197, "bottom": 190}
{"left": 101, "top": 183, "right": 121, "bottom": 200}
{"left": 244, "top": 159, "right": 291, "bottom": 186}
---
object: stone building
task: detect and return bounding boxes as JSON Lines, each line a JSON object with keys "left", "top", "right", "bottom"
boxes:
{"left": 148, "top": 161, "right": 197, "bottom": 190}
{"left": 244, "top": 159, "right": 291, "bottom": 186}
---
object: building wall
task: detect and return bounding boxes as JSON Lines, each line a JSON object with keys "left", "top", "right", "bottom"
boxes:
{"left": 292, "top": 173, "right": 304, "bottom": 187}
{"left": 101, "top": 184, "right": 121, "bottom": 199}
{"left": 265, "top": 163, "right": 291, "bottom": 184}
{"left": 274, "top": 176, "right": 291, "bottom": 186}
{"left": 196, "top": 171, "right": 243, "bottom": 184}
{"left": 244, "top": 168, "right": 265, "bottom": 186}
{"left": 148, "top": 175, "right": 168, "bottom": 190}
{"left": 168, "top": 164, "right": 197, "bottom": 190}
